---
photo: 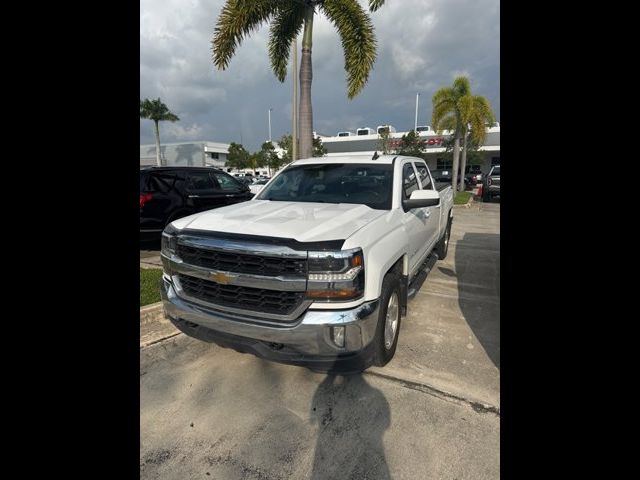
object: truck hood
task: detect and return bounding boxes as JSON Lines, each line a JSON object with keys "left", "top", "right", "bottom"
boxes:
{"left": 173, "top": 200, "right": 387, "bottom": 243}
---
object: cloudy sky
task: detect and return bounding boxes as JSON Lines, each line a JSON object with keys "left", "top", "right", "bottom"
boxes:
{"left": 140, "top": 0, "right": 499, "bottom": 152}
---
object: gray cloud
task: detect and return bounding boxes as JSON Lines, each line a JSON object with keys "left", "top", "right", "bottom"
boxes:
{"left": 140, "top": 0, "right": 499, "bottom": 151}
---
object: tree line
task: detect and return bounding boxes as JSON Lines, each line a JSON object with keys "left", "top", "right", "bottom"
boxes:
{"left": 224, "top": 135, "right": 327, "bottom": 173}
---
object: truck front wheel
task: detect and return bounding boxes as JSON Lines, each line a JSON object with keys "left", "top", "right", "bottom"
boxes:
{"left": 372, "top": 273, "right": 402, "bottom": 367}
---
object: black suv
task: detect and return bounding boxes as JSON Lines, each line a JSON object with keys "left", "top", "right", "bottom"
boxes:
{"left": 140, "top": 166, "right": 253, "bottom": 241}
{"left": 464, "top": 164, "right": 483, "bottom": 186}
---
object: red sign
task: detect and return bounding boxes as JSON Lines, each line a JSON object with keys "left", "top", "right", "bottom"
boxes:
{"left": 388, "top": 137, "right": 444, "bottom": 148}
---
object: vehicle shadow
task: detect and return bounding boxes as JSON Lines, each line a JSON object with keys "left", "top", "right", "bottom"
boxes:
{"left": 453, "top": 232, "right": 500, "bottom": 369}
{"left": 309, "top": 373, "right": 392, "bottom": 480}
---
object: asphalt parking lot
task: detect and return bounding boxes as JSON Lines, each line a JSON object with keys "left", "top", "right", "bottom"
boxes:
{"left": 140, "top": 202, "right": 500, "bottom": 479}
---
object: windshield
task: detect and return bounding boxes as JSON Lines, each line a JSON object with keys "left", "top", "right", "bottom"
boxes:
{"left": 256, "top": 163, "right": 393, "bottom": 210}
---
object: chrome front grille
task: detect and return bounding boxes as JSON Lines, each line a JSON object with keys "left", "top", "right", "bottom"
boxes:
{"left": 177, "top": 274, "right": 305, "bottom": 317}
{"left": 168, "top": 235, "right": 310, "bottom": 323}
{"left": 176, "top": 243, "right": 306, "bottom": 276}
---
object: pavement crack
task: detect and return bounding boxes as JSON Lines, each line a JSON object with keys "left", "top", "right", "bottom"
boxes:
{"left": 140, "top": 332, "right": 183, "bottom": 349}
{"left": 364, "top": 371, "right": 500, "bottom": 417}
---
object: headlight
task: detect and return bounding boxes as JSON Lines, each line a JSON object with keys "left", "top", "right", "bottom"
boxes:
{"left": 161, "top": 223, "right": 179, "bottom": 257}
{"left": 306, "top": 248, "right": 364, "bottom": 301}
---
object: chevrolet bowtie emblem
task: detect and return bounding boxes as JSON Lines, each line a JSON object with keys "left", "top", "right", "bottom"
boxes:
{"left": 210, "top": 271, "right": 232, "bottom": 284}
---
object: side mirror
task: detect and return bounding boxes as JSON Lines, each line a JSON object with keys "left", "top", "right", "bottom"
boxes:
{"left": 403, "top": 189, "right": 440, "bottom": 211}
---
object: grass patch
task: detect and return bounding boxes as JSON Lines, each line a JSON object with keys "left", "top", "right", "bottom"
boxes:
{"left": 454, "top": 191, "right": 472, "bottom": 205}
{"left": 140, "top": 268, "right": 163, "bottom": 307}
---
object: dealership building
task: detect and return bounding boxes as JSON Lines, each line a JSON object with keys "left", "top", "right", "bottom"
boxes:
{"left": 139, "top": 125, "right": 499, "bottom": 174}
{"left": 318, "top": 125, "right": 500, "bottom": 172}
{"left": 140, "top": 141, "right": 230, "bottom": 168}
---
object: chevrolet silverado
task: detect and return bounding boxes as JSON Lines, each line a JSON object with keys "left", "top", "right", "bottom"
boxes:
{"left": 160, "top": 155, "right": 453, "bottom": 372}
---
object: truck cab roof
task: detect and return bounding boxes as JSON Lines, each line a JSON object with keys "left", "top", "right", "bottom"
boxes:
{"left": 290, "top": 154, "right": 420, "bottom": 166}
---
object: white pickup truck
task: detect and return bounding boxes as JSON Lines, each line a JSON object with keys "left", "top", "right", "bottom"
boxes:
{"left": 161, "top": 155, "right": 453, "bottom": 372}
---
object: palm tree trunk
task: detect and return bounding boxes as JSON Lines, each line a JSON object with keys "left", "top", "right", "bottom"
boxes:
{"left": 154, "top": 120, "right": 162, "bottom": 166}
{"left": 459, "top": 131, "right": 468, "bottom": 192}
{"left": 451, "top": 132, "right": 460, "bottom": 193}
{"left": 298, "top": 6, "right": 314, "bottom": 159}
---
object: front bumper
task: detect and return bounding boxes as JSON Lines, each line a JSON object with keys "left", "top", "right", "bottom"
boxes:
{"left": 161, "top": 277, "right": 380, "bottom": 372}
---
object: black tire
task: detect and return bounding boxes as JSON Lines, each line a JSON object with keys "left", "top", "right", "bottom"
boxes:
{"left": 372, "top": 273, "right": 402, "bottom": 367}
{"left": 435, "top": 217, "right": 452, "bottom": 260}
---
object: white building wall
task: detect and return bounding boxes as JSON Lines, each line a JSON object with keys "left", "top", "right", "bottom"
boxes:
{"left": 140, "top": 141, "right": 231, "bottom": 167}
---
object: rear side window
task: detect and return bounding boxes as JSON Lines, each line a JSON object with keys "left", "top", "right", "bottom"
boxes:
{"left": 213, "top": 172, "right": 242, "bottom": 191}
{"left": 403, "top": 164, "right": 419, "bottom": 199}
{"left": 186, "top": 171, "right": 216, "bottom": 193}
{"left": 414, "top": 162, "right": 432, "bottom": 190}
{"left": 491, "top": 166, "right": 500, "bottom": 175}
{"left": 149, "top": 172, "right": 176, "bottom": 193}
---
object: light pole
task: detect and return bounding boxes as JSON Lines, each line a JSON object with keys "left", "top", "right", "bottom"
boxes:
{"left": 268, "top": 108, "right": 273, "bottom": 142}
{"left": 414, "top": 93, "right": 420, "bottom": 132}
{"left": 291, "top": 37, "right": 298, "bottom": 162}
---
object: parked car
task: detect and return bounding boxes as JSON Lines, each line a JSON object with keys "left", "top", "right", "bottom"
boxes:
{"left": 140, "top": 166, "right": 253, "bottom": 241}
{"left": 431, "top": 169, "right": 470, "bottom": 188}
{"left": 249, "top": 178, "right": 269, "bottom": 194}
{"left": 464, "top": 164, "right": 483, "bottom": 186}
{"left": 233, "top": 172, "right": 253, "bottom": 179}
{"left": 483, "top": 165, "right": 500, "bottom": 201}
{"left": 160, "top": 155, "right": 454, "bottom": 373}
{"left": 236, "top": 176, "right": 254, "bottom": 186}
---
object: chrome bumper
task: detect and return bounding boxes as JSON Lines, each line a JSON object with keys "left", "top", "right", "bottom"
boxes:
{"left": 161, "top": 277, "right": 380, "bottom": 359}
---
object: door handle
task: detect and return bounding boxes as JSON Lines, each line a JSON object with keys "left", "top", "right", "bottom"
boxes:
{"left": 188, "top": 195, "right": 200, "bottom": 198}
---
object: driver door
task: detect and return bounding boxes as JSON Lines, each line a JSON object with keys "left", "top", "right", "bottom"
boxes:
{"left": 400, "top": 161, "right": 431, "bottom": 276}
{"left": 414, "top": 160, "right": 440, "bottom": 250}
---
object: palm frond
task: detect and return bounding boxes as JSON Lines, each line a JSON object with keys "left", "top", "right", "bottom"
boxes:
{"left": 452, "top": 76, "right": 471, "bottom": 97}
{"left": 140, "top": 98, "right": 180, "bottom": 122}
{"left": 438, "top": 114, "right": 457, "bottom": 132}
{"left": 368, "top": 0, "right": 386, "bottom": 12}
{"left": 268, "top": 2, "right": 306, "bottom": 82}
{"left": 212, "top": 0, "right": 280, "bottom": 70}
{"left": 321, "top": 0, "right": 377, "bottom": 99}
{"left": 467, "top": 95, "right": 495, "bottom": 144}
{"left": 431, "top": 87, "right": 456, "bottom": 131}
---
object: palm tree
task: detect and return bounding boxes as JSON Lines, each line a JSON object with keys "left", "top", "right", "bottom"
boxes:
{"left": 212, "top": 0, "right": 385, "bottom": 159}
{"left": 457, "top": 95, "right": 495, "bottom": 191}
{"left": 140, "top": 98, "right": 180, "bottom": 166}
{"left": 432, "top": 77, "right": 471, "bottom": 193}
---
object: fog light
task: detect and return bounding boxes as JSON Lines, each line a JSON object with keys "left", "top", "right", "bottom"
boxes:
{"left": 332, "top": 326, "right": 345, "bottom": 348}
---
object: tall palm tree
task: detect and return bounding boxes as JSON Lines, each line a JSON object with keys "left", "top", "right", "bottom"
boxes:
{"left": 140, "top": 98, "right": 180, "bottom": 166}
{"left": 457, "top": 95, "right": 495, "bottom": 191}
{"left": 432, "top": 77, "right": 471, "bottom": 193}
{"left": 212, "top": 0, "right": 385, "bottom": 159}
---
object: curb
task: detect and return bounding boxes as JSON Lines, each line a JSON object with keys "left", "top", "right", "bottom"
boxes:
{"left": 140, "top": 262, "right": 162, "bottom": 270}
{"left": 140, "top": 301, "right": 163, "bottom": 313}
{"left": 140, "top": 302, "right": 182, "bottom": 348}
